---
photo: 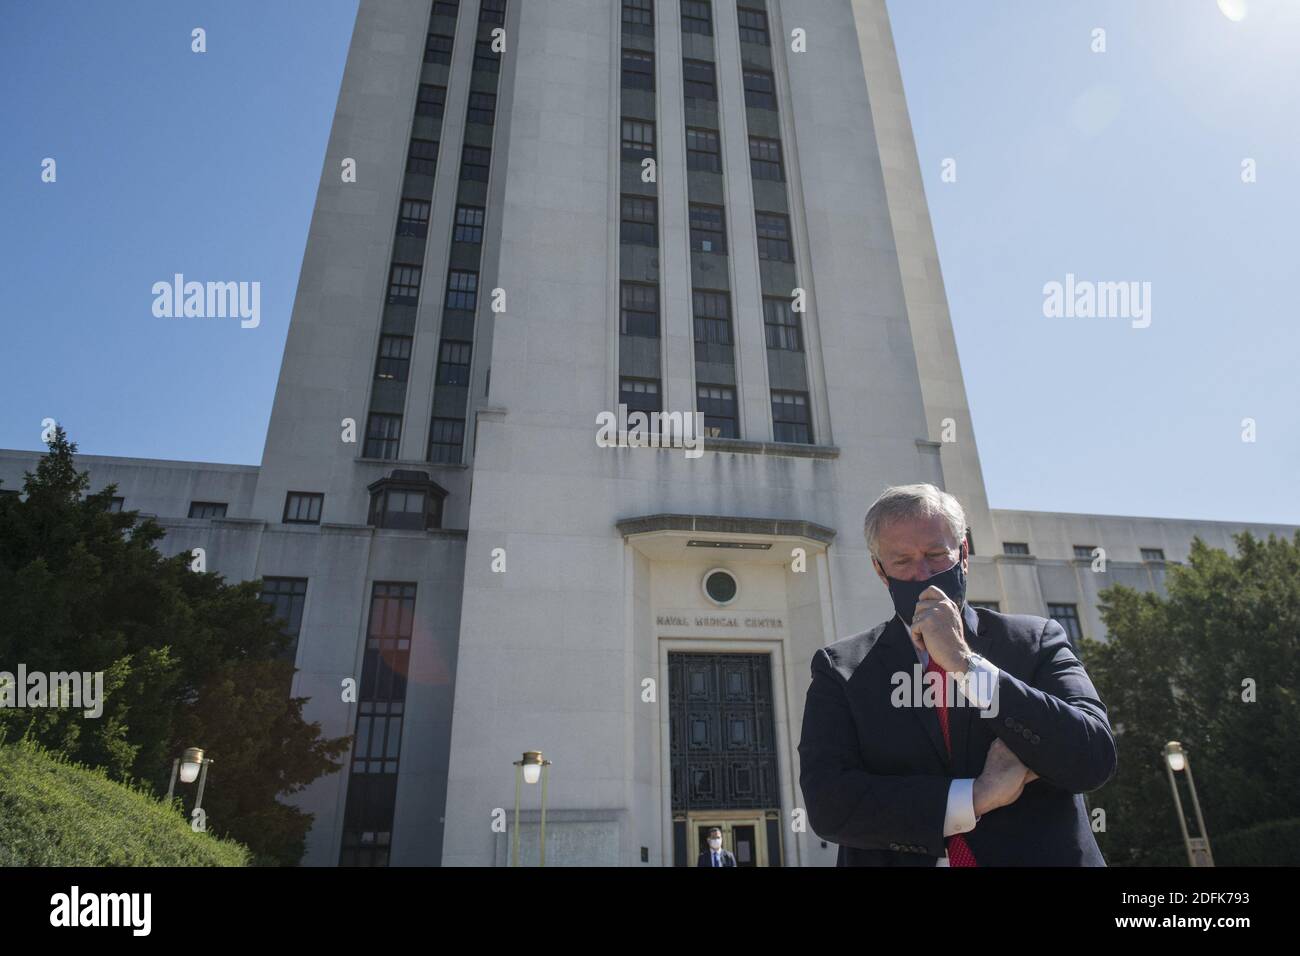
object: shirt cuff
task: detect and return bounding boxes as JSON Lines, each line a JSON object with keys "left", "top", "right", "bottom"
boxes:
{"left": 954, "top": 654, "right": 1000, "bottom": 710}
{"left": 944, "top": 778, "right": 978, "bottom": 837}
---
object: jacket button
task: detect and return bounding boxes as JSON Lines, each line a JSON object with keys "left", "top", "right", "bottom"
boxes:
{"left": 1005, "top": 717, "right": 1015, "bottom": 728}
{"left": 1031, "top": 734, "right": 1041, "bottom": 744}
{"left": 1022, "top": 728, "right": 1033, "bottom": 739}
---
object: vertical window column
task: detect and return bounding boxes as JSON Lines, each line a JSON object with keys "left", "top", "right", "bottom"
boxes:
{"left": 363, "top": 1, "right": 460, "bottom": 462}
{"left": 339, "top": 582, "right": 417, "bottom": 867}
{"left": 426, "top": 0, "right": 509, "bottom": 464}
{"left": 737, "top": 0, "right": 814, "bottom": 444}
{"left": 618, "top": 0, "right": 662, "bottom": 414}
{"left": 681, "top": 0, "right": 738, "bottom": 437}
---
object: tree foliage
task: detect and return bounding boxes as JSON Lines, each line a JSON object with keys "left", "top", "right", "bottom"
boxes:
{"left": 1083, "top": 531, "right": 1300, "bottom": 864}
{"left": 0, "top": 427, "right": 349, "bottom": 864}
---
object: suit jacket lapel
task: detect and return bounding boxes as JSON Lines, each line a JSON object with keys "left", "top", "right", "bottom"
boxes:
{"left": 878, "top": 616, "right": 949, "bottom": 770}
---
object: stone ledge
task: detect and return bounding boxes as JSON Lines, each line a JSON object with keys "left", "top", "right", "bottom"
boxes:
{"left": 703, "top": 437, "right": 840, "bottom": 460}
{"left": 617, "top": 513, "right": 836, "bottom": 544}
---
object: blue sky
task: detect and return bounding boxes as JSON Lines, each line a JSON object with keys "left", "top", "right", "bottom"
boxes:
{"left": 2, "top": 1, "right": 1295, "bottom": 524}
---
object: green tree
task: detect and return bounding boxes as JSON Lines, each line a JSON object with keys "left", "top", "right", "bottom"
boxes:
{"left": 1083, "top": 531, "right": 1300, "bottom": 864}
{"left": 0, "top": 427, "right": 349, "bottom": 864}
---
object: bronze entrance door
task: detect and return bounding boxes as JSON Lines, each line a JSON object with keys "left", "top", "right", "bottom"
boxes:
{"left": 669, "top": 652, "right": 781, "bottom": 866}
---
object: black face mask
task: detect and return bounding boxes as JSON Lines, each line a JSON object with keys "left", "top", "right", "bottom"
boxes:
{"left": 874, "top": 548, "right": 967, "bottom": 626}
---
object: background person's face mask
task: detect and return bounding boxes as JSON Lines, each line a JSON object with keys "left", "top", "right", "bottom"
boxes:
{"left": 874, "top": 542, "right": 967, "bottom": 625}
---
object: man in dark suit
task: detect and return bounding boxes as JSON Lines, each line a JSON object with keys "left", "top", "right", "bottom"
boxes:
{"left": 697, "top": 827, "right": 737, "bottom": 867}
{"left": 798, "top": 483, "right": 1117, "bottom": 866}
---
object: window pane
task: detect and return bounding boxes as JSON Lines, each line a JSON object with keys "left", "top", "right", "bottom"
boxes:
{"left": 623, "top": 0, "right": 655, "bottom": 37}
{"left": 690, "top": 204, "right": 726, "bottom": 254}
{"left": 738, "top": 7, "right": 770, "bottom": 46}
{"left": 686, "top": 128, "right": 722, "bottom": 173}
{"left": 621, "top": 195, "right": 657, "bottom": 245}
{"left": 622, "top": 49, "right": 655, "bottom": 91}
{"left": 681, "top": 0, "right": 713, "bottom": 36}
{"left": 621, "top": 118, "right": 656, "bottom": 161}
{"left": 683, "top": 59, "right": 717, "bottom": 101}
{"left": 743, "top": 69, "right": 776, "bottom": 109}
{"left": 467, "top": 91, "right": 496, "bottom": 125}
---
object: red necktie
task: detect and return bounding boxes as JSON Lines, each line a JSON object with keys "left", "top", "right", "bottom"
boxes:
{"left": 925, "top": 656, "right": 977, "bottom": 867}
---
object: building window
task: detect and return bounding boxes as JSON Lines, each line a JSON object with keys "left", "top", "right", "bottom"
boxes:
{"left": 771, "top": 390, "right": 811, "bottom": 443}
{"left": 738, "top": 6, "right": 770, "bottom": 46}
{"left": 283, "top": 492, "right": 323, "bottom": 525}
{"left": 743, "top": 69, "right": 776, "bottom": 110}
{"left": 387, "top": 263, "right": 422, "bottom": 304}
{"left": 623, "top": 0, "right": 655, "bottom": 37}
{"left": 425, "top": 33, "right": 453, "bottom": 65}
{"left": 467, "top": 91, "right": 496, "bottom": 125}
{"left": 428, "top": 418, "right": 464, "bottom": 463}
{"left": 620, "top": 194, "right": 657, "bottom": 246}
{"left": 260, "top": 577, "right": 308, "bottom": 658}
{"left": 367, "top": 473, "right": 447, "bottom": 533}
{"left": 460, "top": 145, "right": 491, "bottom": 182}
{"left": 620, "top": 377, "right": 661, "bottom": 414}
{"left": 1073, "top": 545, "right": 1097, "bottom": 560}
{"left": 763, "top": 297, "right": 802, "bottom": 351}
{"left": 698, "top": 384, "right": 738, "bottom": 439}
{"left": 683, "top": 59, "right": 717, "bottom": 102}
{"left": 432, "top": 0, "right": 459, "bottom": 17}
{"left": 436, "top": 340, "right": 472, "bottom": 386}
{"left": 690, "top": 204, "right": 726, "bottom": 254}
{"left": 397, "top": 198, "right": 431, "bottom": 238}
{"left": 686, "top": 127, "right": 722, "bottom": 173}
{"left": 453, "top": 205, "right": 485, "bottom": 243}
{"left": 1048, "top": 603, "right": 1083, "bottom": 647}
{"left": 375, "top": 335, "right": 413, "bottom": 382}
{"left": 445, "top": 270, "right": 479, "bottom": 311}
{"left": 364, "top": 413, "right": 403, "bottom": 460}
{"left": 353, "top": 700, "right": 405, "bottom": 775}
{"left": 364, "top": 582, "right": 416, "bottom": 688}
{"left": 1141, "top": 547, "right": 1166, "bottom": 562}
{"left": 106, "top": 496, "right": 125, "bottom": 513}
{"left": 479, "top": 0, "right": 506, "bottom": 25}
{"left": 681, "top": 0, "right": 713, "bottom": 35}
{"left": 339, "top": 778, "right": 396, "bottom": 868}
{"left": 622, "top": 49, "right": 654, "bottom": 91}
{"left": 416, "top": 83, "right": 446, "bottom": 119}
{"left": 621, "top": 118, "right": 656, "bottom": 161}
{"left": 406, "top": 139, "right": 439, "bottom": 176}
{"left": 188, "top": 501, "right": 228, "bottom": 519}
{"left": 1002, "top": 542, "right": 1030, "bottom": 555}
{"left": 692, "top": 290, "right": 733, "bottom": 349}
{"left": 749, "top": 136, "right": 784, "bottom": 182}
{"left": 755, "top": 212, "right": 791, "bottom": 261}
{"left": 620, "top": 282, "right": 660, "bottom": 337}
{"left": 474, "top": 39, "right": 500, "bottom": 73}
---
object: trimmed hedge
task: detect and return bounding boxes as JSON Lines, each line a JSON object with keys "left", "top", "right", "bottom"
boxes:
{"left": 0, "top": 737, "right": 250, "bottom": 866}
{"left": 1137, "top": 818, "right": 1300, "bottom": 867}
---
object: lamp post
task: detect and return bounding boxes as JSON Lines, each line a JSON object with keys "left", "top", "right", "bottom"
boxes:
{"left": 511, "top": 750, "right": 552, "bottom": 867}
{"left": 1163, "top": 741, "right": 1214, "bottom": 867}
{"left": 166, "top": 746, "right": 213, "bottom": 816}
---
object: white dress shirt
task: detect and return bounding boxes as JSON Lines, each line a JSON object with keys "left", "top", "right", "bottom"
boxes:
{"left": 903, "top": 616, "right": 1001, "bottom": 866}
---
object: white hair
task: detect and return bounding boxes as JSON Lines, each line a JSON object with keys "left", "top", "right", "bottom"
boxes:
{"left": 863, "top": 483, "right": 967, "bottom": 559}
